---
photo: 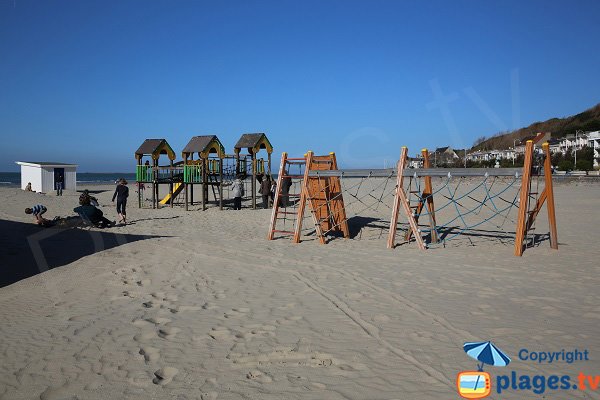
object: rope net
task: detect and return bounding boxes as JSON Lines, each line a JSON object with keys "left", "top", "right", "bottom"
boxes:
{"left": 300, "top": 168, "right": 547, "bottom": 249}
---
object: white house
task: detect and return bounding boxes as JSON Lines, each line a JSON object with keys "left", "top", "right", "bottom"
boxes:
{"left": 15, "top": 161, "right": 77, "bottom": 193}
{"left": 588, "top": 131, "right": 600, "bottom": 167}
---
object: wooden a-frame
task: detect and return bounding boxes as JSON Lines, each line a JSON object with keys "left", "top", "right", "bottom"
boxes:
{"left": 387, "top": 147, "right": 426, "bottom": 250}
{"left": 294, "top": 152, "right": 349, "bottom": 243}
{"left": 404, "top": 148, "right": 438, "bottom": 243}
{"left": 514, "top": 139, "right": 558, "bottom": 256}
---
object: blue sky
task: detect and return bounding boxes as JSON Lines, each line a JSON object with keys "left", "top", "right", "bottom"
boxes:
{"left": 1, "top": 0, "right": 599, "bottom": 171}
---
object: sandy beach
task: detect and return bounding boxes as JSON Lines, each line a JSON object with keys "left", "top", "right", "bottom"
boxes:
{"left": 0, "top": 180, "right": 599, "bottom": 400}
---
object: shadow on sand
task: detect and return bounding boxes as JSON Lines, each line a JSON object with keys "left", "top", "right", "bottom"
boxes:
{"left": 0, "top": 219, "right": 165, "bottom": 288}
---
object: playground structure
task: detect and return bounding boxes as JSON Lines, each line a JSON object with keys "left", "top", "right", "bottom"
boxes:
{"left": 135, "top": 133, "right": 273, "bottom": 210}
{"left": 134, "top": 139, "right": 178, "bottom": 209}
{"left": 267, "top": 134, "right": 558, "bottom": 256}
{"left": 233, "top": 133, "right": 273, "bottom": 209}
{"left": 182, "top": 135, "right": 225, "bottom": 211}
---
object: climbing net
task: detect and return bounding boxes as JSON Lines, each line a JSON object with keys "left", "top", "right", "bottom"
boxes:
{"left": 299, "top": 167, "right": 545, "bottom": 249}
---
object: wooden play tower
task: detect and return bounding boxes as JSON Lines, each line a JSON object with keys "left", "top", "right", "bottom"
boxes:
{"left": 135, "top": 139, "right": 177, "bottom": 209}
{"left": 233, "top": 133, "right": 273, "bottom": 209}
{"left": 182, "top": 135, "right": 226, "bottom": 211}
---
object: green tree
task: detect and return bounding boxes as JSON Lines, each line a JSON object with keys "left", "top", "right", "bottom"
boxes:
{"left": 576, "top": 159, "right": 593, "bottom": 172}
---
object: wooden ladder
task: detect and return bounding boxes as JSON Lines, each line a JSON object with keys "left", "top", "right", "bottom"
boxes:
{"left": 267, "top": 153, "right": 307, "bottom": 240}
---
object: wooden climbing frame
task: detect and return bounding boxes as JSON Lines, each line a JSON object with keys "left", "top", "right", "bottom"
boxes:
{"left": 387, "top": 147, "right": 426, "bottom": 250}
{"left": 267, "top": 151, "right": 349, "bottom": 243}
{"left": 514, "top": 138, "right": 559, "bottom": 256}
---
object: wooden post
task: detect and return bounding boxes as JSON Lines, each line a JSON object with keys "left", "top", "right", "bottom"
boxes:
{"left": 219, "top": 158, "right": 224, "bottom": 210}
{"left": 252, "top": 151, "right": 257, "bottom": 209}
{"left": 137, "top": 159, "right": 142, "bottom": 209}
{"left": 327, "top": 152, "right": 349, "bottom": 239}
{"left": 268, "top": 152, "right": 272, "bottom": 176}
{"left": 201, "top": 158, "right": 207, "bottom": 211}
{"left": 268, "top": 152, "right": 288, "bottom": 240}
{"left": 190, "top": 154, "right": 194, "bottom": 206}
{"left": 405, "top": 148, "right": 438, "bottom": 242}
{"left": 543, "top": 143, "right": 558, "bottom": 249}
{"left": 293, "top": 152, "right": 316, "bottom": 243}
{"left": 169, "top": 159, "right": 174, "bottom": 208}
{"left": 152, "top": 159, "right": 156, "bottom": 209}
{"left": 184, "top": 154, "right": 189, "bottom": 211}
{"left": 514, "top": 140, "right": 534, "bottom": 256}
{"left": 387, "top": 148, "right": 407, "bottom": 248}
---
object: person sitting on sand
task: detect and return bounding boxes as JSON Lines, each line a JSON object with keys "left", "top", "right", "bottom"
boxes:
{"left": 25, "top": 204, "right": 49, "bottom": 225}
{"left": 25, "top": 182, "right": 32, "bottom": 192}
{"left": 79, "top": 189, "right": 99, "bottom": 207}
{"left": 73, "top": 204, "right": 113, "bottom": 228}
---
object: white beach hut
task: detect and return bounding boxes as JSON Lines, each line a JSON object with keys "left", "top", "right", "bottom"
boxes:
{"left": 15, "top": 161, "right": 77, "bottom": 193}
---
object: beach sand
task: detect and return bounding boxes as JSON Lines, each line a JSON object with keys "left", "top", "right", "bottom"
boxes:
{"left": 0, "top": 180, "right": 598, "bottom": 399}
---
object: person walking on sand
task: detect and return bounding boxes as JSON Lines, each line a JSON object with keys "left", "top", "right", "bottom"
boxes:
{"left": 231, "top": 175, "right": 244, "bottom": 210}
{"left": 259, "top": 174, "right": 271, "bottom": 209}
{"left": 112, "top": 178, "right": 129, "bottom": 224}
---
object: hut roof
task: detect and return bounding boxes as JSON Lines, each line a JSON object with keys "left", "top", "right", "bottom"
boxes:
{"left": 16, "top": 161, "right": 78, "bottom": 167}
{"left": 234, "top": 133, "right": 273, "bottom": 154}
{"left": 135, "top": 139, "right": 176, "bottom": 160}
{"left": 182, "top": 135, "right": 225, "bottom": 159}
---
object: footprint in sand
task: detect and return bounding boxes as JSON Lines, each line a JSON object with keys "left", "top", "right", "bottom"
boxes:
{"left": 152, "top": 367, "right": 178, "bottom": 385}
{"left": 158, "top": 327, "right": 181, "bottom": 340}
{"left": 145, "top": 316, "right": 171, "bottom": 325}
{"left": 246, "top": 370, "right": 272, "bottom": 383}
{"left": 139, "top": 346, "right": 160, "bottom": 362}
{"left": 209, "top": 327, "right": 236, "bottom": 341}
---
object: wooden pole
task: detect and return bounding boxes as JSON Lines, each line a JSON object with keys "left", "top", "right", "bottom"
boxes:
{"left": 387, "top": 147, "right": 407, "bottom": 248}
{"left": 190, "top": 153, "right": 194, "bottom": 206}
{"left": 543, "top": 142, "right": 558, "bottom": 249}
{"left": 514, "top": 140, "right": 534, "bottom": 256}
{"left": 219, "top": 158, "right": 223, "bottom": 210}
{"left": 422, "top": 148, "right": 438, "bottom": 243}
{"left": 252, "top": 151, "right": 257, "bottom": 209}
{"left": 170, "top": 158, "right": 174, "bottom": 208}
{"left": 138, "top": 158, "right": 142, "bottom": 209}
{"left": 184, "top": 154, "right": 188, "bottom": 211}
{"left": 152, "top": 159, "right": 156, "bottom": 209}
{"left": 202, "top": 158, "right": 207, "bottom": 211}
{"left": 293, "top": 152, "right": 315, "bottom": 243}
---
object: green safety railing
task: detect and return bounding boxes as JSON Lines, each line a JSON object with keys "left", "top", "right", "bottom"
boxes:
{"left": 184, "top": 165, "right": 203, "bottom": 183}
{"left": 136, "top": 165, "right": 153, "bottom": 182}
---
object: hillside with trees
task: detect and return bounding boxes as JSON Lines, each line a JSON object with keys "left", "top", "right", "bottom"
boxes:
{"left": 471, "top": 103, "right": 600, "bottom": 151}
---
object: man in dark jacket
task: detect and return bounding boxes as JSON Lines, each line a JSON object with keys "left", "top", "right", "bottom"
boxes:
{"left": 74, "top": 204, "right": 113, "bottom": 228}
{"left": 258, "top": 175, "right": 272, "bottom": 209}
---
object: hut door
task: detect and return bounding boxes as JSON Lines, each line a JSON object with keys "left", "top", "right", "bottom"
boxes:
{"left": 54, "top": 168, "right": 65, "bottom": 190}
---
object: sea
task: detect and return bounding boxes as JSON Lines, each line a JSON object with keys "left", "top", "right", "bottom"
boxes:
{"left": 0, "top": 172, "right": 136, "bottom": 187}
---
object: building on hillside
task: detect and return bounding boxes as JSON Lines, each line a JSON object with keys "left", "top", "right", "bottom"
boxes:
{"left": 15, "top": 161, "right": 77, "bottom": 193}
{"left": 407, "top": 156, "right": 424, "bottom": 169}
{"left": 432, "top": 146, "right": 459, "bottom": 166}
{"left": 588, "top": 131, "right": 600, "bottom": 167}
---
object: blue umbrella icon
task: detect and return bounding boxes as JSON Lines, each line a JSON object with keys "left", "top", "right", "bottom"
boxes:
{"left": 464, "top": 341, "right": 511, "bottom": 371}
{"left": 463, "top": 341, "right": 511, "bottom": 392}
